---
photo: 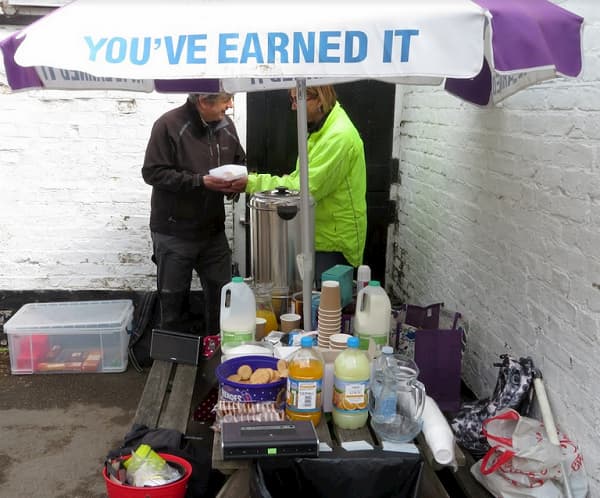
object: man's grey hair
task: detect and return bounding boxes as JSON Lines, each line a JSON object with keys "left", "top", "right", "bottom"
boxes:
{"left": 188, "top": 92, "right": 233, "bottom": 104}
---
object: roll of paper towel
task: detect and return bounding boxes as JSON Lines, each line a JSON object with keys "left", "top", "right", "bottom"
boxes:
{"left": 422, "top": 395, "right": 455, "bottom": 466}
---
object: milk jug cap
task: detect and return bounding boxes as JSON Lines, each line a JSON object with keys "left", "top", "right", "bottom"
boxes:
{"left": 347, "top": 336, "right": 359, "bottom": 348}
{"left": 381, "top": 346, "right": 394, "bottom": 355}
{"left": 232, "top": 276, "right": 243, "bottom": 283}
{"left": 368, "top": 280, "right": 381, "bottom": 287}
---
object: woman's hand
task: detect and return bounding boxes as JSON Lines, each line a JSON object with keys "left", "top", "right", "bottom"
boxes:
{"left": 229, "top": 176, "right": 248, "bottom": 193}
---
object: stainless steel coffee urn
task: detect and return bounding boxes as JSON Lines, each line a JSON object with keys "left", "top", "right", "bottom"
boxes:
{"left": 248, "top": 187, "right": 315, "bottom": 315}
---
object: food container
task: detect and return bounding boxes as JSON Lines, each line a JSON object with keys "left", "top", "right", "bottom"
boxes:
{"left": 5, "top": 299, "right": 132, "bottom": 374}
{"left": 216, "top": 355, "right": 286, "bottom": 404}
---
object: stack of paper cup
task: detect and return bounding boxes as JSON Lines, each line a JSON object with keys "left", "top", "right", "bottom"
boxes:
{"left": 317, "top": 280, "right": 341, "bottom": 348}
{"left": 422, "top": 395, "right": 456, "bottom": 466}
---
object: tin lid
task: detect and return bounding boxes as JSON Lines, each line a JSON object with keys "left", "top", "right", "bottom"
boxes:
{"left": 250, "top": 186, "right": 301, "bottom": 208}
{"left": 249, "top": 186, "right": 315, "bottom": 220}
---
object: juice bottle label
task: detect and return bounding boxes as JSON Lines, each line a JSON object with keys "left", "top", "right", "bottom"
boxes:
{"left": 221, "top": 330, "right": 253, "bottom": 348}
{"left": 286, "top": 377, "right": 322, "bottom": 413}
{"left": 332, "top": 378, "right": 369, "bottom": 413}
{"left": 357, "top": 332, "right": 387, "bottom": 350}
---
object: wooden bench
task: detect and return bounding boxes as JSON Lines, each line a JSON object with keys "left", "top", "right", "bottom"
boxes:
{"left": 133, "top": 360, "right": 198, "bottom": 433}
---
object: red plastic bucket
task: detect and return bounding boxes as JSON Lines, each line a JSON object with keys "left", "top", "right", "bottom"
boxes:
{"left": 103, "top": 452, "right": 192, "bottom": 498}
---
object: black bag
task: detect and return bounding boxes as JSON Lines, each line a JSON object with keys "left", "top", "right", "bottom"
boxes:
{"left": 128, "top": 292, "right": 159, "bottom": 371}
{"left": 450, "top": 354, "right": 535, "bottom": 458}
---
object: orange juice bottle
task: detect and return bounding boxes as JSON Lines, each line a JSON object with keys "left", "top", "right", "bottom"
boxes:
{"left": 285, "top": 336, "right": 324, "bottom": 426}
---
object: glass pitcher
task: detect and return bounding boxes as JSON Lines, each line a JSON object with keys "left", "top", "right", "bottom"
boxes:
{"left": 369, "top": 355, "right": 426, "bottom": 443}
{"left": 254, "top": 282, "right": 279, "bottom": 335}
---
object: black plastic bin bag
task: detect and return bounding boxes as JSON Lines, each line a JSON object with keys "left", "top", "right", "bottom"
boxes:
{"left": 249, "top": 448, "right": 422, "bottom": 498}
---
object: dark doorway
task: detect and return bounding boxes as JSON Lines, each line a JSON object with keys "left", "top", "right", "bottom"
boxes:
{"left": 246, "top": 80, "right": 395, "bottom": 285}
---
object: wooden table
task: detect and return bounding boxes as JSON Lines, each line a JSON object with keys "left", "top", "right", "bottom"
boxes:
{"left": 132, "top": 357, "right": 491, "bottom": 498}
{"left": 212, "top": 414, "right": 456, "bottom": 498}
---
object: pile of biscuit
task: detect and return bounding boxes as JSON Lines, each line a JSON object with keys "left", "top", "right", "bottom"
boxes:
{"left": 227, "top": 359, "right": 288, "bottom": 384}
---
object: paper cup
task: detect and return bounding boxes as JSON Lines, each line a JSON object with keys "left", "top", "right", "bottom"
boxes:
{"left": 330, "top": 333, "right": 351, "bottom": 348}
{"left": 317, "top": 311, "right": 341, "bottom": 321}
{"left": 318, "top": 326, "right": 340, "bottom": 336}
{"left": 317, "top": 316, "right": 341, "bottom": 327}
{"left": 255, "top": 317, "right": 267, "bottom": 340}
{"left": 280, "top": 313, "right": 301, "bottom": 333}
{"left": 320, "top": 281, "right": 341, "bottom": 311}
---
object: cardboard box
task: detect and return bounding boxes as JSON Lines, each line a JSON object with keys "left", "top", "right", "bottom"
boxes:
{"left": 5, "top": 300, "right": 133, "bottom": 374}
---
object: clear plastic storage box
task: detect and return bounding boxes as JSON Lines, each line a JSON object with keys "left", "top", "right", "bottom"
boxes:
{"left": 5, "top": 299, "right": 133, "bottom": 374}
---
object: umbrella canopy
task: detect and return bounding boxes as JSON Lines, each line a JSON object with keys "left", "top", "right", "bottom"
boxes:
{"left": 1, "top": 0, "right": 583, "bottom": 104}
{"left": 0, "top": 0, "right": 584, "bottom": 327}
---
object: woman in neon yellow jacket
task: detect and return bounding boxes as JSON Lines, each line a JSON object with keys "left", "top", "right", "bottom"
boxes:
{"left": 244, "top": 85, "right": 367, "bottom": 284}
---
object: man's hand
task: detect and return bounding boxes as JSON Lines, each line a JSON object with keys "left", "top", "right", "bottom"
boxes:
{"left": 203, "top": 174, "right": 246, "bottom": 193}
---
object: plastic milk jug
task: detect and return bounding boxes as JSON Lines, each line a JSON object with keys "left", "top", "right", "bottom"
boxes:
{"left": 286, "top": 336, "right": 325, "bottom": 426}
{"left": 220, "top": 277, "right": 256, "bottom": 349}
{"left": 353, "top": 280, "right": 391, "bottom": 350}
{"left": 332, "top": 336, "right": 370, "bottom": 429}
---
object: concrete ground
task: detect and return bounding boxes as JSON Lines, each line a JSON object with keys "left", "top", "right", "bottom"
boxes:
{"left": 0, "top": 290, "right": 222, "bottom": 498}
{"left": 0, "top": 347, "right": 149, "bottom": 498}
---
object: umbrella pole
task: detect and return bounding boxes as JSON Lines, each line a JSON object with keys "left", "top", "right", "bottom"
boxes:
{"left": 295, "top": 78, "right": 314, "bottom": 331}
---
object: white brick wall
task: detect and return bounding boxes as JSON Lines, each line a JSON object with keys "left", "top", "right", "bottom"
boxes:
{"left": 388, "top": 0, "right": 600, "bottom": 493}
{"left": 0, "top": 25, "right": 242, "bottom": 291}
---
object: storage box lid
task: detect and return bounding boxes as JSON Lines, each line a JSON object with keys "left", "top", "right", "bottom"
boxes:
{"left": 5, "top": 299, "right": 134, "bottom": 332}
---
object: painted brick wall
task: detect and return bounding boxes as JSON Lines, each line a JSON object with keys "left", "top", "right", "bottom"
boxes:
{"left": 387, "top": 0, "right": 599, "bottom": 492}
{"left": 0, "top": 24, "right": 243, "bottom": 291}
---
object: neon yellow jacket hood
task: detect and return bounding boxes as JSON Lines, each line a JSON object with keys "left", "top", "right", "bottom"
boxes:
{"left": 246, "top": 101, "right": 366, "bottom": 267}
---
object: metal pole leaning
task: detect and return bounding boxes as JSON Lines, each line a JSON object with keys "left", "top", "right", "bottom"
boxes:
{"left": 533, "top": 369, "right": 574, "bottom": 498}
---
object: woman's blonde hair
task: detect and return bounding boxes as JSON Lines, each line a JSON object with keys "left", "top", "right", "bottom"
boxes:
{"left": 307, "top": 85, "right": 337, "bottom": 113}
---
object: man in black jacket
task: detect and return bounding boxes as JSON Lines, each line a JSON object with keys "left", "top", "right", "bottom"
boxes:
{"left": 142, "top": 92, "right": 247, "bottom": 334}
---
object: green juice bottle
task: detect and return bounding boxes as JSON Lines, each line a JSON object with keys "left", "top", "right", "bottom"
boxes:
{"left": 332, "top": 336, "right": 370, "bottom": 429}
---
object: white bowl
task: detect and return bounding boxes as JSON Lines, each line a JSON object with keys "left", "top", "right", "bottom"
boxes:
{"left": 221, "top": 342, "right": 273, "bottom": 362}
